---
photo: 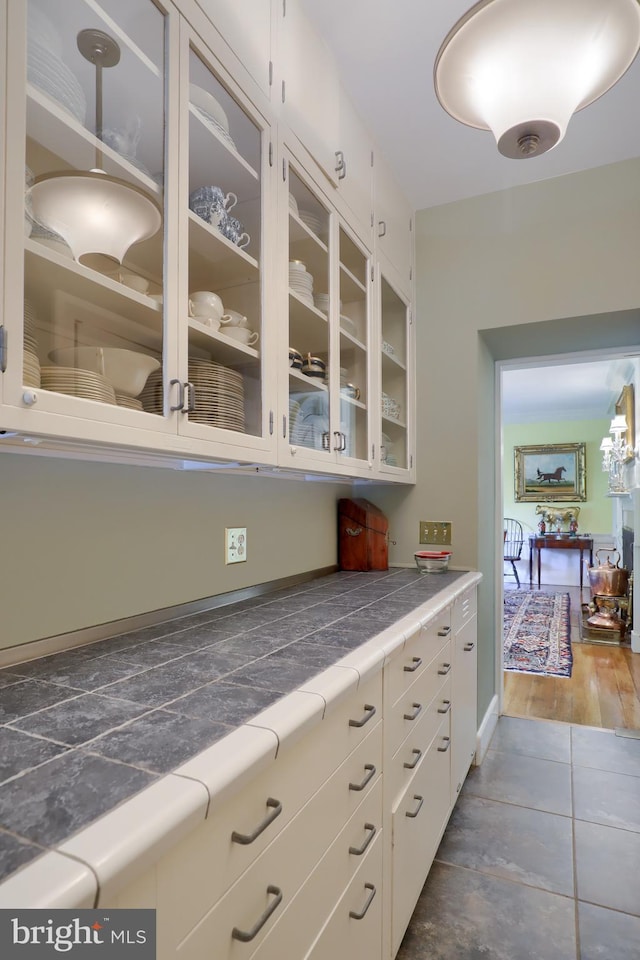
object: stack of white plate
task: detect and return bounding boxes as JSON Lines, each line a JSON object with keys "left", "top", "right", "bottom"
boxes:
{"left": 289, "top": 261, "right": 314, "bottom": 306}
{"left": 139, "top": 370, "right": 164, "bottom": 414}
{"left": 116, "top": 394, "right": 144, "bottom": 411}
{"left": 23, "top": 299, "right": 40, "bottom": 386}
{"left": 299, "top": 210, "right": 323, "bottom": 235}
{"left": 188, "top": 358, "right": 245, "bottom": 431}
{"left": 40, "top": 367, "right": 116, "bottom": 404}
{"left": 190, "top": 84, "right": 236, "bottom": 150}
{"left": 27, "top": 35, "right": 86, "bottom": 124}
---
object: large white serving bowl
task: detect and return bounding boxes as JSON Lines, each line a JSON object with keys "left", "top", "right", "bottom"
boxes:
{"left": 189, "top": 84, "right": 230, "bottom": 133}
{"left": 49, "top": 347, "right": 160, "bottom": 398}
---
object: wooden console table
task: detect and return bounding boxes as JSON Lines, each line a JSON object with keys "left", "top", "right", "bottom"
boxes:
{"left": 528, "top": 534, "right": 594, "bottom": 590}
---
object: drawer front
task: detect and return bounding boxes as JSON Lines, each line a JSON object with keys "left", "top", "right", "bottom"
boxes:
{"left": 453, "top": 587, "right": 477, "bottom": 632}
{"left": 388, "top": 675, "right": 451, "bottom": 806}
{"left": 177, "top": 777, "right": 383, "bottom": 960}
{"left": 386, "top": 639, "right": 452, "bottom": 757}
{"left": 168, "top": 723, "right": 382, "bottom": 956}
{"left": 251, "top": 779, "right": 383, "bottom": 960}
{"left": 385, "top": 612, "right": 452, "bottom": 707}
{"left": 305, "top": 831, "right": 383, "bottom": 960}
{"left": 391, "top": 714, "right": 452, "bottom": 957}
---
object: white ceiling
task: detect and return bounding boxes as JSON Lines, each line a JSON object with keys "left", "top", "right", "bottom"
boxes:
{"left": 300, "top": 0, "right": 640, "bottom": 422}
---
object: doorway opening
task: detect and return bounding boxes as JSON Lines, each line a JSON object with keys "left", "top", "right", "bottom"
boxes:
{"left": 497, "top": 348, "right": 640, "bottom": 730}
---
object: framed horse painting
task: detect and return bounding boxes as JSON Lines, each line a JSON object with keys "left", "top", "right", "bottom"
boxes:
{"left": 514, "top": 442, "right": 586, "bottom": 502}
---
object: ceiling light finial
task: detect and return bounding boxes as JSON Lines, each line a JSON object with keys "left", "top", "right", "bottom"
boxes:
{"left": 434, "top": 0, "right": 640, "bottom": 159}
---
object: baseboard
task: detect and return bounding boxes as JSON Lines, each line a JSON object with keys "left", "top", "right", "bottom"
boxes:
{"left": 475, "top": 694, "right": 499, "bottom": 764}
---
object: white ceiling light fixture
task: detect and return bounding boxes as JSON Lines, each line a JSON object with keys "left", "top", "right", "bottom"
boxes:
{"left": 434, "top": 0, "right": 640, "bottom": 159}
{"left": 28, "top": 29, "right": 161, "bottom": 265}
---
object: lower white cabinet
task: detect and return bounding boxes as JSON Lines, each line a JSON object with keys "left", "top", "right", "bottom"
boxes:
{"left": 99, "top": 580, "right": 479, "bottom": 960}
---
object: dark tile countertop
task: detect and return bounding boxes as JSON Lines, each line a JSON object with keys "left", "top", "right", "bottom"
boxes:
{"left": 0, "top": 567, "right": 470, "bottom": 885}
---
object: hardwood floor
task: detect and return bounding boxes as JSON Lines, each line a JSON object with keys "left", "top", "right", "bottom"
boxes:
{"left": 502, "top": 582, "right": 640, "bottom": 730}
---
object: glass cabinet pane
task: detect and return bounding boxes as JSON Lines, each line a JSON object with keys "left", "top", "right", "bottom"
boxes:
{"left": 287, "top": 167, "right": 332, "bottom": 455}
{"left": 24, "top": 0, "right": 166, "bottom": 415}
{"left": 338, "top": 226, "right": 369, "bottom": 461}
{"left": 185, "top": 46, "right": 264, "bottom": 438}
{"left": 380, "top": 275, "right": 408, "bottom": 470}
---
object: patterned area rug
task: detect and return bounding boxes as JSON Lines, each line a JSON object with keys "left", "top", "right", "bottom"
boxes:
{"left": 504, "top": 591, "right": 573, "bottom": 678}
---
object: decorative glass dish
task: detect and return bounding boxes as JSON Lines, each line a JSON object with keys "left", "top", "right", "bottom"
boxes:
{"left": 414, "top": 550, "right": 452, "bottom": 573}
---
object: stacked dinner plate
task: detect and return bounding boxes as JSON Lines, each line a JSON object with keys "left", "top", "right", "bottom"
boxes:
{"left": 289, "top": 260, "right": 314, "bottom": 306}
{"left": 188, "top": 359, "right": 245, "bottom": 431}
{"left": 299, "top": 209, "right": 323, "bottom": 236}
{"left": 116, "top": 394, "right": 144, "bottom": 411}
{"left": 139, "top": 369, "right": 164, "bottom": 414}
{"left": 190, "top": 83, "right": 237, "bottom": 151}
{"left": 27, "top": 19, "right": 86, "bottom": 125}
{"left": 40, "top": 367, "right": 116, "bottom": 404}
{"left": 23, "top": 299, "right": 40, "bottom": 387}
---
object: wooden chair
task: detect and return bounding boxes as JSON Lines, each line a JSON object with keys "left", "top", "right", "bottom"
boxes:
{"left": 504, "top": 518, "right": 524, "bottom": 587}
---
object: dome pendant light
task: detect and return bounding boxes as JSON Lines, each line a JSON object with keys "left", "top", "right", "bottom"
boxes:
{"left": 434, "top": 0, "right": 640, "bottom": 159}
{"left": 28, "top": 29, "right": 161, "bottom": 264}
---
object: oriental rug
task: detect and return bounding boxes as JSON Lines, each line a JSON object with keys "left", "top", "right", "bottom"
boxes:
{"left": 503, "top": 591, "right": 573, "bottom": 678}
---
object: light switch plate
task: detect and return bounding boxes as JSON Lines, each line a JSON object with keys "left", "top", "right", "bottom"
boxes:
{"left": 419, "top": 521, "right": 452, "bottom": 545}
{"left": 225, "top": 527, "right": 247, "bottom": 564}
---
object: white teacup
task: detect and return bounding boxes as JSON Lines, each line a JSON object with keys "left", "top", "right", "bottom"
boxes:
{"left": 219, "top": 309, "right": 249, "bottom": 328}
{"left": 223, "top": 326, "right": 259, "bottom": 345}
{"left": 188, "top": 291, "right": 224, "bottom": 322}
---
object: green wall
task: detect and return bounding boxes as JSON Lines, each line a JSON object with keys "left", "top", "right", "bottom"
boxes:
{"left": 503, "top": 418, "right": 613, "bottom": 538}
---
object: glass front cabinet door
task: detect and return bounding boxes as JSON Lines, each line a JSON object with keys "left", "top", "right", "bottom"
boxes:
{"left": 2, "top": 0, "right": 275, "bottom": 465}
{"left": 378, "top": 266, "right": 413, "bottom": 477}
{"left": 282, "top": 148, "right": 372, "bottom": 477}
{"left": 5, "top": 0, "right": 172, "bottom": 442}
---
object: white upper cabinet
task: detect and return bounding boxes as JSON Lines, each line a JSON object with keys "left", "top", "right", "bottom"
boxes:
{"left": 373, "top": 149, "right": 413, "bottom": 296}
{"left": 335, "top": 87, "right": 374, "bottom": 245}
{"left": 190, "top": 0, "right": 273, "bottom": 99}
{"left": 277, "top": 0, "right": 340, "bottom": 190}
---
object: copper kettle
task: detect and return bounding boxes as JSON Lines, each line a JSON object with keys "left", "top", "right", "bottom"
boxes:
{"left": 588, "top": 550, "right": 629, "bottom": 597}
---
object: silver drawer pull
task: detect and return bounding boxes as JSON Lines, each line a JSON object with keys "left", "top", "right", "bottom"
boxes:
{"left": 437, "top": 663, "right": 452, "bottom": 675}
{"left": 231, "top": 798, "right": 282, "bottom": 845}
{"left": 405, "top": 794, "right": 424, "bottom": 818}
{"left": 403, "top": 748, "right": 422, "bottom": 770}
{"left": 464, "top": 642, "right": 476, "bottom": 652}
{"left": 437, "top": 699, "right": 452, "bottom": 714}
{"left": 349, "top": 822, "right": 376, "bottom": 856}
{"left": 437, "top": 626, "right": 451, "bottom": 637}
{"left": 404, "top": 656, "right": 422, "bottom": 673}
{"left": 349, "top": 703, "right": 376, "bottom": 728}
{"left": 403, "top": 702, "right": 422, "bottom": 721}
{"left": 438, "top": 736, "right": 451, "bottom": 753}
{"left": 349, "top": 882, "right": 376, "bottom": 920}
{"left": 231, "top": 885, "right": 283, "bottom": 941}
{"left": 349, "top": 763, "right": 376, "bottom": 792}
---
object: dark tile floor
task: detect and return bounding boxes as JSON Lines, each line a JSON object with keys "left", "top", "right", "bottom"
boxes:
{"left": 397, "top": 715, "right": 640, "bottom": 960}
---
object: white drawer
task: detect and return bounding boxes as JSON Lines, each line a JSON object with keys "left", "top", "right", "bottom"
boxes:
{"left": 305, "top": 831, "right": 383, "bottom": 960}
{"left": 386, "top": 639, "right": 451, "bottom": 757}
{"left": 385, "top": 611, "right": 452, "bottom": 707}
{"left": 391, "top": 714, "right": 452, "bottom": 956}
{"left": 177, "top": 776, "right": 383, "bottom": 960}
{"left": 453, "top": 586, "right": 477, "bottom": 632}
{"left": 166, "top": 721, "right": 382, "bottom": 956}
{"left": 156, "top": 671, "right": 382, "bottom": 943}
{"left": 387, "top": 675, "right": 451, "bottom": 807}
{"left": 250, "top": 779, "right": 383, "bottom": 960}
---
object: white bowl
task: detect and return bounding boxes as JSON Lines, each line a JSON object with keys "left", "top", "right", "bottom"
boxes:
{"left": 49, "top": 347, "right": 160, "bottom": 398}
{"left": 189, "top": 84, "right": 230, "bottom": 133}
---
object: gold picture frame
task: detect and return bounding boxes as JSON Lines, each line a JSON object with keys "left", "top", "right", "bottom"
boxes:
{"left": 615, "top": 384, "right": 635, "bottom": 462}
{"left": 514, "top": 442, "right": 587, "bottom": 502}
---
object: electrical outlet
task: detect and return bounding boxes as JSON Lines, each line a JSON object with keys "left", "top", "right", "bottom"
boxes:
{"left": 419, "top": 521, "right": 452, "bottom": 545}
{"left": 225, "top": 527, "right": 247, "bottom": 564}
